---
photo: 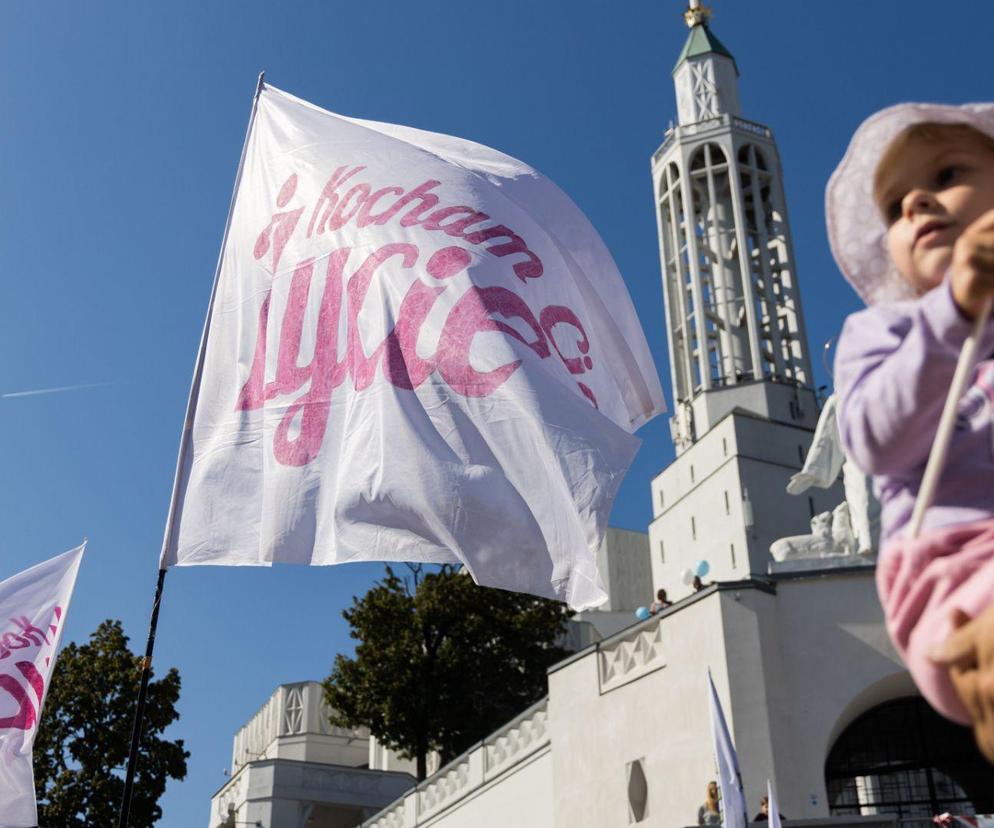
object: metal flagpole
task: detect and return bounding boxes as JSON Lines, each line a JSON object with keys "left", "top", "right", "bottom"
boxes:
{"left": 117, "top": 70, "right": 267, "bottom": 828}
{"left": 117, "top": 568, "right": 166, "bottom": 827}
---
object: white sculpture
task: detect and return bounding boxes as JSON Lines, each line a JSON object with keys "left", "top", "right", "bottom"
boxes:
{"left": 770, "top": 502, "right": 856, "bottom": 562}
{"left": 770, "top": 394, "right": 880, "bottom": 561}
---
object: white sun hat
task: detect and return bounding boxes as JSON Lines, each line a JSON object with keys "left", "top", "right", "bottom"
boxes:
{"left": 826, "top": 102, "right": 994, "bottom": 305}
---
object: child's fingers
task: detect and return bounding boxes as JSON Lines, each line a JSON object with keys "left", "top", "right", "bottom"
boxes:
{"left": 950, "top": 664, "right": 984, "bottom": 724}
{"left": 979, "top": 623, "right": 994, "bottom": 671}
{"left": 974, "top": 677, "right": 994, "bottom": 763}
{"left": 928, "top": 610, "right": 978, "bottom": 667}
{"left": 964, "top": 207, "right": 994, "bottom": 236}
{"left": 966, "top": 247, "right": 994, "bottom": 279}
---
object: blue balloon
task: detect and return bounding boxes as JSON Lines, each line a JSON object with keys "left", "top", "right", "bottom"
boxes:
{"left": 635, "top": 606, "right": 651, "bottom": 621}
{"left": 695, "top": 560, "right": 710, "bottom": 578}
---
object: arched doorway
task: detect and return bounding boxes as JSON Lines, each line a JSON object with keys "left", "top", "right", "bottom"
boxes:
{"left": 825, "top": 697, "right": 994, "bottom": 823}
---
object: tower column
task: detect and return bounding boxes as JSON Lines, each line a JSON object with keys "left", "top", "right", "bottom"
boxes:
{"left": 769, "top": 170, "right": 815, "bottom": 383}
{"left": 678, "top": 146, "right": 713, "bottom": 394}
{"left": 725, "top": 140, "right": 765, "bottom": 381}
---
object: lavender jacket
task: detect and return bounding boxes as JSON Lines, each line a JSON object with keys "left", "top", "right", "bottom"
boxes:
{"left": 835, "top": 281, "right": 994, "bottom": 546}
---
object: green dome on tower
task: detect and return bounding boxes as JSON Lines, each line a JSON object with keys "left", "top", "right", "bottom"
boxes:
{"left": 673, "top": 4, "right": 739, "bottom": 76}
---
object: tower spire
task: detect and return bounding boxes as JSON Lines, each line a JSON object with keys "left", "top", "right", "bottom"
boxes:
{"left": 651, "top": 2, "right": 815, "bottom": 453}
{"left": 684, "top": 0, "right": 712, "bottom": 28}
{"left": 647, "top": 0, "right": 827, "bottom": 598}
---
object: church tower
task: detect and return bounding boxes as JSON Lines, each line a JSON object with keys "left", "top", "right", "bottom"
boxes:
{"left": 648, "top": 1, "right": 841, "bottom": 594}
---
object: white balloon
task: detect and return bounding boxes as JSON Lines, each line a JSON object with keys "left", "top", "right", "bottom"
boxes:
{"left": 681, "top": 567, "right": 695, "bottom": 586}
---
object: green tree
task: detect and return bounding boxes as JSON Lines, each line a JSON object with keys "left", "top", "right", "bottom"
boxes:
{"left": 33, "top": 619, "right": 189, "bottom": 827}
{"left": 324, "top": 566, "right": 573, "bottom": 780}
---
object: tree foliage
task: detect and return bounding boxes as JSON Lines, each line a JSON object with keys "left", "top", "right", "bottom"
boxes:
{"left": 324, "top": 566, "right": 574, "bottom": 780}
{"left": 33, "top": 619, "right": 189, "bottom": 827}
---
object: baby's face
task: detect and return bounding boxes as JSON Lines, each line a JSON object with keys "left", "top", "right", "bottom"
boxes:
{"left": 875, "top": 132, "right": 994, "bottom": 294}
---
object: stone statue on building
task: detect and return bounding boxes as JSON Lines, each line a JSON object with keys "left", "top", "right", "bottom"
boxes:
{"left": 770, "top": 394, "right": 880, "bottom": 561}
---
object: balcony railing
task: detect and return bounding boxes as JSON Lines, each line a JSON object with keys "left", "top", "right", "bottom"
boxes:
{"left": 653, "top": 114, "right": 774, "bottom": 164}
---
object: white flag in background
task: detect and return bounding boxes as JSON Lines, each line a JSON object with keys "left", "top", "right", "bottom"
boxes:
{"left": 767, "top": 779, "right": 782, "bottom": 828}
{"left": 708, "top": 670, "right": 749, "bottom": 828}
{"left": 160, "top": 84, "right": 664, "bottom": 608}
{"left": 0, "top": 545, "right": 84, "bottom": 828}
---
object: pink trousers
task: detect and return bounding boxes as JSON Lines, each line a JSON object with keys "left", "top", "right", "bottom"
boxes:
{"left": 877, "top": 516, "right": 994, "bottom": 725}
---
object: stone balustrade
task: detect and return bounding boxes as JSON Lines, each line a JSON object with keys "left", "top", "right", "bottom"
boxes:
{"left": 362, "top": 697, "right": 550, "bottom": 828}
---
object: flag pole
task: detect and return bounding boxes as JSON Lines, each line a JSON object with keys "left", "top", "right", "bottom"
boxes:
{"left": 117, "top": 70, "right": 266, "bottom": 828}
{"left": 117, "top": 568, "right": 166, "bottom": 828}
{"left": 908, "top": 298, "right": 993, "bottom": 540}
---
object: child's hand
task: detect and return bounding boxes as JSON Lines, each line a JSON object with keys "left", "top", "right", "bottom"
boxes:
{"left": 951, "top": 208, "right": 994, "bottom": 319}
{"left": 930, "top": 607, "right": 994, "bottom": 762}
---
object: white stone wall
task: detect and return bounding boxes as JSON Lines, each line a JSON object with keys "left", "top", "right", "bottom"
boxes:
{"left": 543, "top": 574, "right": 908, "bottom": 828}
{"left": 368, "top": 735, "right": 440, "bottom": 778}
{"left": 362, "top": 699, "right": 553, "bottom": 828}
{"left": 210, "top": 758, "right": 414, "bottom": 828}
{"left": 231, "top": 681, "right": 369, "bottom": 772}
{"left": 596, "top": 526, "right": 652, "bottom": 611}
{"left": 674, "top": 56, "right": 742, "bottom": 125}
{"left": 649, "top": 410, "right": 843, "bottom": 600}
{"left": 758, "top": 574, "right": 914, "bottom": 812}
{"left": 549, "top": 590, "right": 728, "bottom": 827}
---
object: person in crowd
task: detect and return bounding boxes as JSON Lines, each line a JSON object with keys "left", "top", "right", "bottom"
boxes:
{"left": 754, "top": 794, "right": 786, "bottom": 822}
{"left": 650, "top": 587, "right": 672, "bottom": 614}
{"left": 698, "top": 780, "right": 721, "bottom": 826}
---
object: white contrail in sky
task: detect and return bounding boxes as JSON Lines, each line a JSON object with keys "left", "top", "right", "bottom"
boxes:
{"left": 1, "top": 381, "right": 115, "bottom": 399}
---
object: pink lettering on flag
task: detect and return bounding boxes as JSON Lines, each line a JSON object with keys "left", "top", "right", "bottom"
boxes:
{"left": 436, "top": 286, "right": 549, "bottom": 397}
{"left": 0, "top": 674, "right": 35, "bottom": 730}
{"left": 298, "top": 167, "right": 544, "bottom": 280}
{"left": 237, "top": 227, "right": 595, "bottom": 467}
{"left": 254, "top": 174, "right": 305, "bottom": 272}
{"left": 0, "top": 604, "right": 64, "bottom": 731}
{"left": 540, "top": 306, "right": 594, "bottom": 375}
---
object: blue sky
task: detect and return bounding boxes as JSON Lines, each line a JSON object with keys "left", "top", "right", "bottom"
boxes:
{"left": 4, "top": 1, "right": 994, "bottom": 824}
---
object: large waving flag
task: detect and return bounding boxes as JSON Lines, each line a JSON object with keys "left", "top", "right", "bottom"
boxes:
{"left": 0, "top": 545, "right": 84, "bottom": 828}
{"left": 159, "top": 84, "right": 664, "bottom": 609}
{"left": 707, "top": 670, "right": 749, "bottom": 828}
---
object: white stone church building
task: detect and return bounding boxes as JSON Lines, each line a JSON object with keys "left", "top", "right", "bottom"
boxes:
{"left": 209, "top": 4, "right": 994, "bottom": 826}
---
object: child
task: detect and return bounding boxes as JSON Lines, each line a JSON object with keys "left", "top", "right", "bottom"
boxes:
{"left": 827, "top": 103, "right": 994, "bottom": 761}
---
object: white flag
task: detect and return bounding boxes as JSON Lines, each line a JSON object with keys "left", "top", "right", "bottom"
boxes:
{"left": 767, "top": 779, "right": 782, "bottom": 828}
{"left": 159, "top": 84, "right": 664, "bottom": 609}
{"left": 707, "top": 671, "right": 748, "bottom": 828}
{"left": 0, "top": 545, "right": 85, "bottom": 828}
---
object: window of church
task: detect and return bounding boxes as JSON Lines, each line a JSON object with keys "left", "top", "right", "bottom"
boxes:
{"left": 826, "top": 697, "right": 994, "bottom": 817}
{"left": 724, "top": 491, "right": 730, "bottom": 515}
{"left": 736, "top": 141, "right": 808, "bottom": 388}
{"left": 722, "top": 437, "right": 728, "bottom": 456}
{"left": 659, "top": 540, "right": 665, "bottom": 564}
{"left": 658, "top": 489, "right": 664, "bottom": 509}
{"left": 730, "top": 543, "right": 736, "bottom": 567}
{"left": 797, "top": 444, "right": 805, "bottom": 465}
{"left": 738, "top": 143, "right": 768, "bottom": 171}
{"left": 626, "top": 758, "right": 649, "bottom": 822}
{"left": 690, "top": 465, "right": 695, "bottom": 483}
{"left": 688, "top": 142, "right": 745, "bottom": 390}
{"left": 691, "top": 516, "right": 697, "bottom": 540}
{"left": 808, "top": 496, "right": 815, "bottom": 518}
